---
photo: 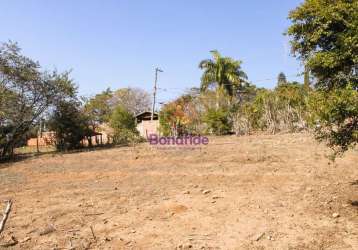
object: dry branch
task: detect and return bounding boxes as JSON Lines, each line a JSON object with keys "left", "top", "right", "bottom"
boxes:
{"left": 90, "top": 226, "right": 96, "bottom": 241}
{"left": 84, "top": 213, "right": 104, "bottom": 216}
{"left": 0, "top": 200, "right": 12, "bottom": 234}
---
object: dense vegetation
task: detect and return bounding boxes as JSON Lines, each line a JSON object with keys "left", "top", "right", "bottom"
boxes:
{"left": 160, "top": 0, "right": 357, "bottom": 156}
{"left": 0, "top": 43, "right": 151, "bottom": 158}
{"left": 0, "top": 43, "right": 76, "bottom": 158}
{"left": 287, "top": 0, "right": 358, "bottom": 155}
{"left": 0, "top": 0, "right": 356, "bottom": 159}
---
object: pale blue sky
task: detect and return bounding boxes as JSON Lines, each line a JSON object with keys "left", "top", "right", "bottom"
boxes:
{"left": 1, "top": 0, "right": 303, "bottom": 103}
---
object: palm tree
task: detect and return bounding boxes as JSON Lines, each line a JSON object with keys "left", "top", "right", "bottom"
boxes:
{"left": 199, "top": 50, "right": 247, "bottom": 108}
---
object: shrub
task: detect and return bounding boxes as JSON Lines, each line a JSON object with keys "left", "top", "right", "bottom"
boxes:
{"left": 232, "top": 83, "right": 309, "bottom": 135}
{"left": 49, "top": 100, "right": 91, "bottom": 151}
{"left": 203, "top": 108, "right": 232, "bottom": 135}
{"left": 109, "top": 106, "right": 140, "bottom": 144}
{"left": 309, "top": 85, "right": 358, "bottom": 155}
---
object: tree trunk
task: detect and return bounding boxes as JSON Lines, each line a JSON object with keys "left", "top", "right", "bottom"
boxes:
{"left": 87, "top": 136, "right": 92, "bottom": 147}
{"left": 304, "top": 64, "right": 310, "bottom": 90}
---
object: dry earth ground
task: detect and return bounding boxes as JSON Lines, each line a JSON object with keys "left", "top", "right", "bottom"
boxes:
{"left": 0, "top": 133, "right": 357, "bottom": 249}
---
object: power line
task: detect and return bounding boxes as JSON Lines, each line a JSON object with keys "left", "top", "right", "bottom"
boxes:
{"left": 157, "top": 73, "right": 302, "bottom": 93}
{"left": 155, "top": 73, "right": 303, "bottom": 105}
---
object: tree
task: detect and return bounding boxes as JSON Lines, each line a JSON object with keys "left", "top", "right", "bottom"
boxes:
{"left": 49, "top": 100, "right": 91, "bottom": 151}
{"left": 199, "top": 50, "right": 248, "bottom": 108}
{"left": 110, "top": 87, "right": 151, "bottom": 115}
{"left": 287, "top": 0, "right": 357, "bottom": 90}
{"left": 287, "top": 0, "right": 358, "bottom": 154}
{"left": 0, "top": 42, "right": 76, "bottom": 158}
{"left": 109, "top": 106, "right": 139, "bottom": 144}
{"left": 159, "top": 94, "right": 200, "bottom": 136}
{"left": 277, "top": 72, "right": 287, "bottom": 86}
{"left": 84, "top": 88, "right": 113, "bottom": 130}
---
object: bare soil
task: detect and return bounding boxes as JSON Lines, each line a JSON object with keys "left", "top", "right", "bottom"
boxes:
{"left": 0, "top": 133, "right": 357, "bottom": 249}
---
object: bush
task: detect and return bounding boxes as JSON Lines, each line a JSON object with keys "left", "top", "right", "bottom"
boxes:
{"left": 309, "top": 85, "right": 358, "bottom": 155}
{"left": 109, "top": 106, "right": 140, "bottom": 144}
{"left": 49, "top": 100, "right": 91, "bottom": 151}
{"left": 232, "top": 83, "right": 309, "bottom": 135}
{"left": 203, "top": 108, "right": 232, "bottom": 135}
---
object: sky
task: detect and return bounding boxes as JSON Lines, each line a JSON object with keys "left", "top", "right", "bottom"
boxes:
{"left": 1, "top": 0, "right": 304, "bottom": 104}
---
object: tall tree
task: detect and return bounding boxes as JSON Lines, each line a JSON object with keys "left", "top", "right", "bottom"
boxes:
{"left": 287, "top": 0, "right": 357, "bottom": 90}
{"left": 287, "top": 0, "right": 358, "bottom": 154}
{"left": 110, "top": 87, "right": 151, "bottom": 115}
{"left": 84, "top": 88, "right": 113, "bottom": 131}
{"left": 0, "top": 42, "right": 76, "bottom": 158}
{"left": 199, "top": 50, "right": 248, "bottom": 107}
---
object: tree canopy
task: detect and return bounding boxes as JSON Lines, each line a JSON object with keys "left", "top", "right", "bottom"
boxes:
{"left": 0, "top": 42, "right": 76, "bottom": 158}
{"left": 287, "top": 0, "right": 358, "bottom": 90}
{"left": 287, "top": 0, "right": 358, "bottom": 154}
{"left": 199, "top": 50, "right": 248, "bottom": 97}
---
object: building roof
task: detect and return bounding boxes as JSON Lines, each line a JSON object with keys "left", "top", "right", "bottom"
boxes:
{"left": 135, "top": 111, "right": 158, "bottom": 121}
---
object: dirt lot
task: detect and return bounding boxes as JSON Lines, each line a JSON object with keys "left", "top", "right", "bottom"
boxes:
{"left": 0, "top": 133, "right": 357, "bottom": 249}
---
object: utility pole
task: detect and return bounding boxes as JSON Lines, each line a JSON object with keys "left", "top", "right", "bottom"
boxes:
{"left": 151, "top": 67, "right": 163, "bottom": 120}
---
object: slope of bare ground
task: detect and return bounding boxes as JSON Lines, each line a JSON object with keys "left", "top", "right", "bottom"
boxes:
{"left": 0, "top": 133, "right": 357, "bottom": 250}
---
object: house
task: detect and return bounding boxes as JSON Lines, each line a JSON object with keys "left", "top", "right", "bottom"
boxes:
{"left": 27, "top": 126, "right": 111, "bottom": 148}
{"left": 27, "top": 131, "right": 56, "bottom": 147}
{"left": 135, "top": 111, "right": 159, "bottom": 138}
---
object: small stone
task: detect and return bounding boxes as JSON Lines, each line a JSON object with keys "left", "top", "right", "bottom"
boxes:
{"left": 332, "top": 213, "right": 340, "bottom": 218}
{"left": 202, "top": 190, "right": 211, "bottom": 195}
{"left": 183, "top": 190, "right": 190, "bottom": 194}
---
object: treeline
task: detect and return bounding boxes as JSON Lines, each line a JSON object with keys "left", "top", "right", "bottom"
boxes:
{"left": 160, "top": 75, "right": 309, "bottom": 133}
{"left": 160, "top": 77, "right": 310, "bottom": 137}
{"left": 0, "top": 42, "right": 151, "bottom": 159}
{"left": 1, "top": 0, "right": 357, "bottom": 159}
{"left": 161, "top": 0, "right": 358, "bottom": 156}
